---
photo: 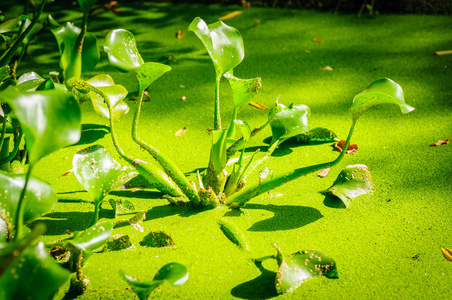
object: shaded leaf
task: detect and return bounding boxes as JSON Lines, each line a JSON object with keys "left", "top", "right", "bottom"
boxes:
{"left": 0, "top": 15, "right": 28, "bottom": 34}
{"left": 275, "top": 244, "right": 338, "bottom": 294}
{"left": 350, "top": 78, "right": 414, "bottom": 122}
{"left": 70, "top": 221, "right": 113, "bottom": 252}
{"left": 320, "top": 164, "right": 374, "bottom": 207}
{"left": 189, "top": 17, "right": 244, "bottom": 76}
{"left": 441, "top": 247, "right": 452, "bottom": 262}
{"left": 218, "top": 11, "right": 243, "bottom": 21}
{"left": 0, "top": 65, "right": 10, "bottom": 82}
{"left": 175, "top": 127, "right": 186, "bottom": 137}
{"left": 430, "top": 138, "right": 449, "bottom": 147}
{"left": 103, "top": 29, "right": 144, "bottom": 72}
{"left": 334, "top": 139, "right": 358, "bottom": 154}
{"left": 73, "top": 145, "right": 135, "bottom": 203}
{"left": 224, "top": 72, "right": 262, "bottom": 109}
{"left": 0, "top": 242, "right": 70, "bottom": 300}
{"left": 0, "top": 87, "right": 81, "bottom": 165}
{"left": 269, "top": 101, "right": 310, "bottom": 144}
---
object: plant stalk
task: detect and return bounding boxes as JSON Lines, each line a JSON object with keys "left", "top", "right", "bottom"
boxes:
{"left": 88, "top": 200, "right": 102, "bottom": 227}
{"left": 0, "top": 129, "right": 23, "bottom": 164}
{"left": 227, "top": 121, "right": 357, "bottom": 207}
{"left": 13, "top": 163, "right": 34, "bottom": 241}
{"left": 214, "top": 73, "right": 222, "bottom": 130}
{"left": 0, "top": 117, "right": 6, "bottom": 150}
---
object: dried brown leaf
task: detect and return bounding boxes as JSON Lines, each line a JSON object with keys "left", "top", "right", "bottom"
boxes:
{"left": 317, "top": 168, "right": 331, "bottom": 178}
{"left": 219, "top": 11, "right": 243, "bottom": 21}
{"left": 313, "top": 38, "right": 322, "bottom": 44}
{"left": 253, "top": 19, "right": 260, "bottom": 24}
{"left": 430, "top": 138, "right": 449, "bottom": 146}
{"left": 248, "top": 101, "right": 269, "bottom": 111}
{"left": 242, "top": 0, "right": 251, "bottom": 8}
{"left": 178, "top": 96, "right": 186, "bottom": 102}
{"left": 322, "top": 66, "right": 334, "bottom": 71}
{"left": 435, "top": 50, "right": 452, "bottom": 56}
{"left": 305, "top": 50, "right": 311, "bottom": 54}
{"left": 334, "top": 140, "right": 358, "bottom": 154}
{"left": 176, "top": 30, "right": 184, "bottom": 39}
{"left": 442, "top": 247, "right": 452, "bottom": 261}
{"left": 175, "top": 127, "right": 187, "bottom": 137}
{"left": 60, "top": 169, "right": 73, "bottom": 178}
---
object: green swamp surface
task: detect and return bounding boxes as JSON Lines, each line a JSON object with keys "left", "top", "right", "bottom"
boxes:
{"left": 2, "top": 1, "right": 452, "bottom": 299}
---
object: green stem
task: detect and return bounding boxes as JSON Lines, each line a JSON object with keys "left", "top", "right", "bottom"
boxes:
{"left": 227, "top": 121, "right": 356, "bottom": 207}
{"left": 0, "top": 129, "right": 23, "bottom": 164}
{"left": 242, "top": 139, "right": 279, "bottom": 182}
{"left": 0, "top": 117, "right": 6, "bottom": 150}
{"left": 0, "top": 0, "right": 46, "bottom": 68}
{"left": 225, "top": 106, "right": 238, "bottom": 143}
{"left": 131, "top": 88, "right": 200, "bottom": 204}
{"left": 13, "top": 163, "right": 34, "bottom": 241}
{"left": 88, "top": 200, "right": 102, "bottom": 227}
{"left": 65, "top": 11, "right": 88, "bottom": 79}
{"left": 214, "top": 73, "right": 222, "bottom": 131}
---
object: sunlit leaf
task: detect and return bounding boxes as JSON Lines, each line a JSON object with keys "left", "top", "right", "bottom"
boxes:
{"left": 269, "top": 101, "right": 310, "bottom": 144}
{"left": 189, "top": 17, "right": 244, "bottom": 76}
{"left": 135, "top": 62, "right": 172, "bottom": 91}
{"left": 224, "top": 72, "right": 262, "bottom": 109}
{"left": 51, "top": 22, "right": 99, "bottom": 74}
{"left": 0, "top": 242, "right": 70, "bottom": 300}
{"left": 350, "top": 78, "right": 414, "bottom": 121}
{"left": 209, "top": 129, "right": 228, "bottom": 173}
{"left": 104, "top": 29, "right": 144, "bottom": 72}
{"left": 275, "top": 244, "right": 338, "bottom": 294}
{"left": 218, "top": 11, "right": 243, "bottom": 21}
{"left": 73, "top": 145, "right": 135, "bottom": 203}
{"left": 70, "top": 221, "right": 113, "bottom": 252}
{"left": 1, "top": 87, "right": 81, "bottom": 164}
{"left": 218, "top": 218, "right": 249, "bottom": 250}
{"left": 16, "top": 71, "right": 45, "bottom": 92}
{"left": 109, "top": 199, "right": 135, "bottom": 217}
{"left": 320, "top": 164, "right": 374, "bottom": 207}
{"left": 0, "top": 171, "right": 57, "bottom": 238}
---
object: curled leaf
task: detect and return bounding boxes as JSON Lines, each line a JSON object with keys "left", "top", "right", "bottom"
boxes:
{"left": 175, "top": 127, "right": 187, "bottom": 137}
{"left": 320, "top": 164, "right": 374, "bottom": 207}
{"left": 104, "top": 29, "right": 144, "bottom": 72}
{"left": 224, "top": 72, "right": 262, "bottom": 109}
{"left": 430, "top": 138, "right": 449, "bottom": 147}
{"left": 441, "top": 247, "right": 452, "bottom": 262}
{"left": 334, "top": 139, "right": 358, "bottom": 154}
{"left": 269, "top": 101, "right": 310, "bottom": 144}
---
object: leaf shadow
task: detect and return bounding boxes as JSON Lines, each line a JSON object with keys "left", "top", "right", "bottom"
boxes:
{"left": 74, "top": 123, "right": 110, "bottom": 146}
{"left": 231, "top": 260, "right": 278, "bottom": 299}
{"left": 323, "top": 194, "right": 346, "bottom": 209}
{"left": 241, "top": 203, "right": 323, "bottom": 232}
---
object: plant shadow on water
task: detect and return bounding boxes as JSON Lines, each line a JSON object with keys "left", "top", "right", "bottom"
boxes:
{"left": 231, "top": 260, "right": 278, "bottom": 299}
{"left": 73, "top": 123, "right": 110, "bottom": 146}
{"left": 323, "top": 194, "right": 347, "bottom": 209}
{"left": 225, "top": 203, "right": 323, "bottom": 231}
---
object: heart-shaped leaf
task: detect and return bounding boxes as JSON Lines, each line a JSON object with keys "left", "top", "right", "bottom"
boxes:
{"left": 0, "top": 171, "right": 57, "bottom": 239}
{"left": 104, "top": 29, "right": 144, "bottom": 72}
{"left": 275, "top": 244, "right": 338, "bottom": 294}
{"left": 73, "top": 145, "right": 135, "bottom": 203}
{"left": 320, "top": 164, "right": 375, "bottom": 207}
{"left": 269, "top": 101, "right": 310, "bottom": 144}
{"left": 135, "top": 62, "right": 172, "bottom": 92}
{"left": 16, "top": 71, "right": 45, "bottom": 92}
{"left": 0, "top": 242, "right": 70, "bottom": 300}
{"left": 51, "top": 22, "right": 99, "bottom": 75}
{"left": 350, "top": 78, "right": 414, "bottom": 121}
{"left": 189, "top": 17, "right": 244, "bottom": 76}
{"left": 1, "top": 87, "right": 81, "bottom": 165}
{"left": 224, "top": 72, "right": 262, "bottom": 109}
{"left": 120, "top": 263, "right": 188, "bottom": 299}
{"left": 85, "top": 74, "right": 129, "bottom": 121}
{"left": 69, "top": 221, "right": 113, "bottom": 252}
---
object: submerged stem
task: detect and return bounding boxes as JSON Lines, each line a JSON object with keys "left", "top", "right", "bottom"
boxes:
{"left": 227, "top": 121, "right": 357, "bottom": 207}
{"left": 13, "top": 163, "right": 34, "bottom": 241}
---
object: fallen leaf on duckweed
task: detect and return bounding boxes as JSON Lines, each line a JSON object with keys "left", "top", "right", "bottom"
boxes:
{"left": 253, "top": 19, "right": 260, "bottom": 24}
{"left": 322, "top": 66, "right": 334, "bottom": 71}
{"left": 249, "top": 101, "right": 269, "bottom": 111}
{"left": 317, "top": 168, "right": 331, "bottom": 178}
{"left": 175, "top": 30, "right": 184, "bottom": 39}
{"left": 305, "top": 50, "right": 311, "bottom": 53}
{"left": 219, "top": 11, "right": 243, "bottom": 21}
{"left": 60, "top": 169, "right": 73, "bottom": 177}
{"left": 178, "top": 96, "right": 186, "bottom": 102}
{"left": 218, "top": 219, "right": 249, "bottom": 250}
{"left": 313, "top": 38, "right": 322, "bottom": 43}
{"left": 441, "top": 247, "right": 452, "bottom": 261}
{"left": 175, "top": 127, "right": 187, "bottom": 136}
{"left": 129, "top": 212, "right": 146, "bottom": 232}
{"left": 334, "top": 139, "right": 358, "bottom": 154}
{"left": 430, "top": 138, "right": 449, "bottom": 146}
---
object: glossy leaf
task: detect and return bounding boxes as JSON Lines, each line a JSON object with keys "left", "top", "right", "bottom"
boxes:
{"left": 109, "top": 198, "right": 136, "bottom": 217}
{"left": 320, "top": 164, "right": 375, "bottom": 207}
{"left": 189, "top": 17, "right": 244, "bottom": 76}
{"left": 269, "top": 101, "right": 310, "bottom": 144}
{"left": 224, "top": 72, "right": 262, "bottom": 108}
{"left": 135, "top": 62, "right": 172, "bottom": 91}
{"left": 51, "top": 22, "right": 99, "bottom": 74}
{"left": 0, "top": 171, "right": 57, "bottom": 237}
{"left": 350, "top": 78, "right": 414, "bottom": 121}
{"left": 209, "top": 129, "right": 228, "bottom": 173}
{"left": 16, "top": 71, "right": 45, "bottom": 92}
{"left": 275, "top": 245, "right": 338, "bottom": 294}
{"left": 70, "top": 221, "right": 113, "bottom": 252}
{"left": 0, "top": 15, "right": 28, "bottom": 34}
{"left": 0, "top": 242, "right": 70, "bottom": 300}
{"left": 104, "top": 29, "right": 144, "bottom": 72}
{"left": 120, "top": 263, "right": 188, "bottom": 299}
{"left": 73, "top": 145, "right": 135, "bottom": 203}
{"left": 1, "top": 87, "right": 81, "bottom": 164}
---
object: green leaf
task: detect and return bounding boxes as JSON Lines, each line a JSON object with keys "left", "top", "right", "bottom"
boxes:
{"left": 0, "top": 242, "right": 70, "bottom": 300}
{"left": 0, "top": 171, "right": 57, "bottom": 238}
{"left": 0, "top": 65, "right": 10, "bottom": 82}
{"left": 69, "top": 221, "right": 113, "bottom": 252}
{"left": 350, "top": 78, "right": 414, "bottom": 121}
{"left": 77, "top": 0, "right": 97, "bottom": 14}
{"left": 73, "top": 145, "right": 135, "bottom": 203}
{"left": 104, "top": 29, "right": 144, "bottom": 72}
{"left": 269, "top": 101, "right": 310, "bottom": 144}
{"left": 320, "top": 164, "right": 375, "bottom": 207}
{"left": 86, "top": 74, "right": 129, "bottom": 121}
{"left": 275, "top": 244, "right": 338, "bottom": 294}
{"left": 234, "top": 119, "right": 251, "bottom": 142}
{"left": 109, "top": 198, "right": 136, "bottom": 217}
{"left": 209, "top": 129, "right": 228, "bottom": 174}
{"left": 224, "top": 72, "right": 262, "bottom": 109}
{"left": 135, "top": 62, "right": 172, "bottom": 91}
{"left": 120, "top": 263, "right": 188, "bottom": 299}
{"left": 189, "top": 17, "right": 244, "bottom": 76}
{"left": 0, "top": 15, "right": 28, "bottom": 34}
{"left": 1, "top": 87, "right": 81, "bottom": 164}
{"left": 218, "top": 218, "right": 249, "bottom": 250}
{"left": 16, "top": 71, "right": 45, "bottom": 92}
{"left": 51, "top": 22, "right": 99, "bottom": 74}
